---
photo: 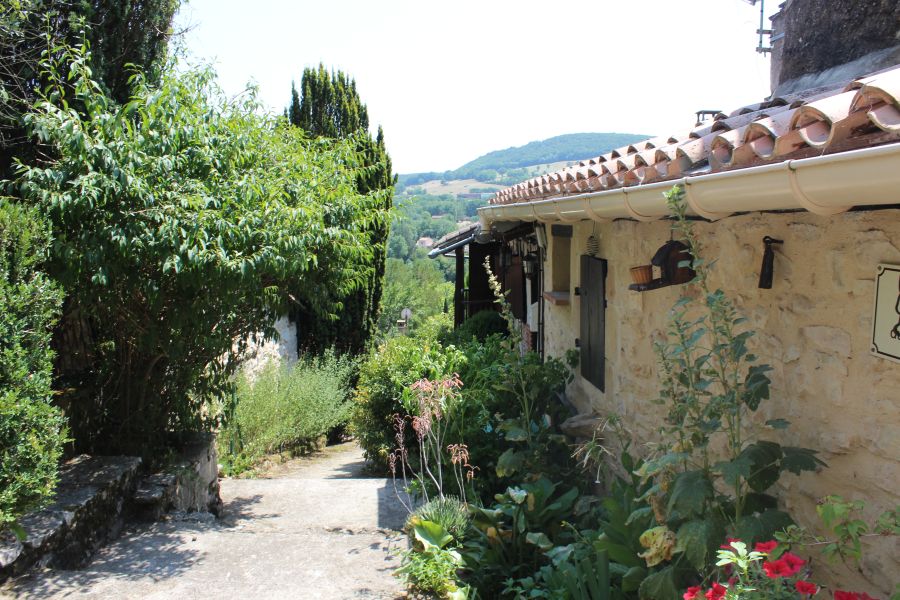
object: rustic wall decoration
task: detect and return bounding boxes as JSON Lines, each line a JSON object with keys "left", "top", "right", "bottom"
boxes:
{"left": 872, "top": 264, "right": 900, "bottom": 363}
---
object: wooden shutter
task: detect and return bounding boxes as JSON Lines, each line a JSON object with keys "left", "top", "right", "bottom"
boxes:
{"left": 580, "top": 255, "right": 607, "bottom": 392}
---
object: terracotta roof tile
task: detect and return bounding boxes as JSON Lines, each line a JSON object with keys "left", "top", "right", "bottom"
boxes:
{"left": 489, "top": 65, "right": 900, "bottom": 207}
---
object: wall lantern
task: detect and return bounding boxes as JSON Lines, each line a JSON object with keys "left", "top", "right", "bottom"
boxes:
{"left": 523, "top": 253, "right": 538, "bottom": 275}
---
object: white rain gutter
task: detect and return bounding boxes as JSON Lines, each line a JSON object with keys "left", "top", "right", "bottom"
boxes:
{"left": 478, "top": 142, "right": 900, "bottom": 229}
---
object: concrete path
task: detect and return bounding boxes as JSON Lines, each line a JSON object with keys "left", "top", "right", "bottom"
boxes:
{"left": 4, "top": 444, "right": 408, "bottom": 599}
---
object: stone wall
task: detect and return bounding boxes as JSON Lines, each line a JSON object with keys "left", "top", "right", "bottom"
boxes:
{"left": 239, "top": 315, "right": 298, "bottom": 380}
{"left": 541, "top": 208, "right": 900, "bottom": 594}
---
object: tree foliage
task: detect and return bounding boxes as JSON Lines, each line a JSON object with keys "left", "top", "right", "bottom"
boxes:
{"left": 287, "top": 64, "right": 395, "bottom": 354}
{"left": 0, "top": 0, "right": 180, "bottom": 177}
{"left": 0, "top": 199, "right": 66, "bottom": 530}
{"left": 10, "top": 45, "right": 387, "bottom": 455}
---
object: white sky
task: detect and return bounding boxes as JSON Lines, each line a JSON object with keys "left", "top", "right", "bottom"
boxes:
{"left": 175, "top": 0, "right": 779, "bottom": 174}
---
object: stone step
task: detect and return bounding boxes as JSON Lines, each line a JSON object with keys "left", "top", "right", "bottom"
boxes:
{"left": 0, "top": 455, "right": 142, "bottom": 581}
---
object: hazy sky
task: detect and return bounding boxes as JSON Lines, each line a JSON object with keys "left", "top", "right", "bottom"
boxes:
{"left": 175, "top": 0, "right": 779, "bottom": 174}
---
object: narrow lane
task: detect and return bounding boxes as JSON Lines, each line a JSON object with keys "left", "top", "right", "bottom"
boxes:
{"left": 5, "top": 444, "right": 406, "bottom": 600}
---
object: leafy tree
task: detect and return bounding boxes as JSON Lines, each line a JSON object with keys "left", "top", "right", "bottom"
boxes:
{"left": 378, "top": 258, "right": 452, "bottom": 336}
{"left": 288, "top": 64, "right": 395, "bottom": 354}
{"left": 1, "top": 0, "right": 180, "bottom": 177}
{"left": 11, "top": 46, "right": 387, "bottom": 455}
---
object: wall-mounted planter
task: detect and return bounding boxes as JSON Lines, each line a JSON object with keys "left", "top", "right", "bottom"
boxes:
{"left": 628, "top": 240, "right": 696, "bottom": 292}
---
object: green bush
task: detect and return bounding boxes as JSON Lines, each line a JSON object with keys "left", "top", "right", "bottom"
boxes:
{"left": 351, "top": 331, "right": 463, "bottom": 467}
{"left": 218, "top": 351, "right": 355, "bottom": 472}
{"left": 0, "top": 200, "right": 66, "bottom": 531}
{"left": 447, "top": 309, "right": 508, "bottom": 344}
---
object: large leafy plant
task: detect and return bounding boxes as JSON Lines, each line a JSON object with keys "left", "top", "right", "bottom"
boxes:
{"left": 11, "top": 44, "right": 388, "bottom": 455}
{"left": 633, "top": 188, "right": 824, "bottom": 599}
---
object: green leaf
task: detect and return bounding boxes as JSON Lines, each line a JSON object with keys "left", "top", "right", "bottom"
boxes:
{"left": 714, "top": 455, "right": 753, "bottom": 490}
{"left": 639, "top": 565, "right": 679, "bottom": 600}
{"left": 742, "top": 364, "right": 772, "bottom": 410}
{"left": 667, "top": 470, "right": 713, "bottom": 519}
{"left": 739, "top": 441, "right": 783, "bottom": 492}
{"left": 496, "top": 448, "right": 525, "bottom": 478}
{"left": 594, "top": 534, "right": 642, "bottom": 568}
{"left": 526, "top": 532, "right": 554, "bottom": 551}
{"left": 413, "top": 520, "right": 453, "bottom": 551}
{"left": 675, "top": 519, "right": 724, "bottom": 570}
{"left": 622, "top": 566, "right": 648, "bottom": 592}
{"left": 734, "top": 509, "right": 793, "bottom": 544}
{"left": 780, "top": 446, "right": 826, "bottom": 474}
{"left": 498, "top": 418, "right": 528, "bottom": 442}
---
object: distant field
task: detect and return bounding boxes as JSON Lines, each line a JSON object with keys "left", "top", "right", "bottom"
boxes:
{"left": 418, "top": 178, "right": 502, "bottom": 196}
{"left": 414, "top": 160, "right": 579, "bottom": 196}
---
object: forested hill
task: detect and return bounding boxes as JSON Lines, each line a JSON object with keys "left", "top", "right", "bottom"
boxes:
{"left": 399, "top": 132, "right": 647, "bottom": 188}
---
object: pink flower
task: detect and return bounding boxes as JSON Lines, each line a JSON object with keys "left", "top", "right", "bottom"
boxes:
{"left": 683, "top": 586, "right": 702, "bottom": 600}
{"left": 795, "top": 581, "right": 818, "bottom": 595}
{"left": 705, "top": 583, "right": 727, "bottom": 600}
{"left": 754, "top": 540, "right": 778, "bottom": 554}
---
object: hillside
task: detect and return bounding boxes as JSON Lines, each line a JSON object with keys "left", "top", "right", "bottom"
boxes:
{"left": 398, "top": 131, "right": 647, "bottom": 189}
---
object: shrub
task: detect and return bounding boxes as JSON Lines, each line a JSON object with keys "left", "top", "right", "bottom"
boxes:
{"left": 218, "top": 351, "right": 355, "bottom": 472}
{"left": 351, "top": 331, "right": 463, "bottom": 468}
{"left": 448, "top": 309, "right": 507, "bottom": 344}
{"left": 0, "top": 200, "right": 66, "bottom": 532}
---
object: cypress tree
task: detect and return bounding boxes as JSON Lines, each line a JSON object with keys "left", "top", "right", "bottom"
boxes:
{"left": 288, "top": 64, "right": 395, "bottom": 354}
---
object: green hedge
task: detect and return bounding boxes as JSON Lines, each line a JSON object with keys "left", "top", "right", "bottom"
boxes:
{"left": 0, "top": 200, "right": 66, "bottom": 530}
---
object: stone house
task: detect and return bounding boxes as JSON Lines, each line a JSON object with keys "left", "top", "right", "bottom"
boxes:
{"left": 430, "top": 1, "right": 900, "bottom": 593}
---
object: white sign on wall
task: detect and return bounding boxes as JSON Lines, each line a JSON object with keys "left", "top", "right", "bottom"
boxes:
{"left": 871, "top": 264, "right": 900, "bottom": 363}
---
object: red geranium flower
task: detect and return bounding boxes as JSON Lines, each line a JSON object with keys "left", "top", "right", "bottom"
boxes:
{"left": 683, "top": 586, "right": 702, "bottom": 600}
{"left": 795, "top": 581, "right": 818, "bottom": 595}
{"left": 720, "top": 537, "right": 742, "bottom": 550}
{"left": 834, "top": 592, "right": 859, "bottom": 600}
{"left": 705, "top": 583, "right": 727, "bottom": 600}
{"left": 754, "top": 540, "right": 778, "bottom": 554}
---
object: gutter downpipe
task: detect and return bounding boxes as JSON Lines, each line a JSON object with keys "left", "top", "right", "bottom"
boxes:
{"left": 478, "top": 142, "right": 900, "bottom": 230}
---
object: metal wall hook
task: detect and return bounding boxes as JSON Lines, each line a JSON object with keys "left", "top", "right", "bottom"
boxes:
{"left": 758, "top": 236, "right": 784, "bottom": 289}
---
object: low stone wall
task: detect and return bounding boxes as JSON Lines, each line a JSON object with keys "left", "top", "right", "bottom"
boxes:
{"left": 0, "top": 456, "right": 142, "bottom": 580}
{"left": 133, "top": 434, "right": 222, "bottom": 520}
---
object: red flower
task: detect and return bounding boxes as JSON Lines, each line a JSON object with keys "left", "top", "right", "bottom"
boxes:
{"left": 763, "top": 560, "right": 790, "bottom": 578}
{"left": 720, "top": 537, "right": 742, "bottom": 550}
{"left": 780, "top": 552, "right": 806, "bottom": 575}
{"left": 795, "top": 581, "right": 818, "bottom": 595}
{"left": 683, "top": 586, "right": 702, "bottom": 600}
{"left": 754, "top": 540, "right": 778, "bottom": 554}
{"left": 834, "top": 592, "right": 879, "bottom": 600}
{"left": 705, "top": 583, "right": 727, "bottom": 600}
